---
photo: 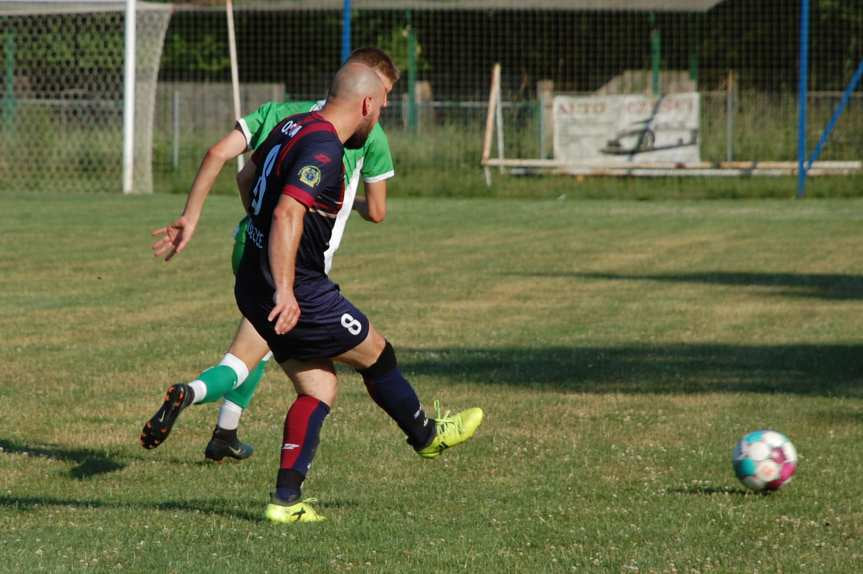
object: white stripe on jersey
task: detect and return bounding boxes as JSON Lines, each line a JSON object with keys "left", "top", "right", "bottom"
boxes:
{"left": 364, "top": 169, "right": 395, "bottom": 184}
{"left": 310, "top": 207, "right": 338, "bottom": 220}
{"left": 237, "top": 118, "right": 253, "bottom": 150}
{"left": 323, "top": 156, "right": 364, "bottom": 274}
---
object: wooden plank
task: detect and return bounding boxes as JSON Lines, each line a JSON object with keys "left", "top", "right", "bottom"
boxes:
{"left": 481, "top": 158, "right": 861, "bottom": 177}
{"left": 481, "top": 63, "right": 501, "bottom": 163}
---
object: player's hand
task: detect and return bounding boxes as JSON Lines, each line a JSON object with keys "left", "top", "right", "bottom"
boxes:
{"left": 269, "top": 288, "right": 300, "bottom": 335}
{"left": 151, "top": 215, "right": 197, "bottom": 261}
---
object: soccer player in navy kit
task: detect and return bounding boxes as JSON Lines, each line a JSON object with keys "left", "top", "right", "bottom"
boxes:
{"left": 233, "top": 64, "right": 483, "bottom": 523}
{"left": 142, "top": 49, "right": 399, "bottom": 462}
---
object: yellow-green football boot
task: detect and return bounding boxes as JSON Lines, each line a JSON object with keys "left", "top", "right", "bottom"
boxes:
{"left": 416, "top": 400, "right": 484, "bottom": 459}
{"left": 265, "top": 498, "right": 326, "bottom": 524}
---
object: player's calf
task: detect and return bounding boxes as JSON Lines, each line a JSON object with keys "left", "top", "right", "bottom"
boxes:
{"left": 357, "top": 340, "right": 435, "bottom": 449}
{"left": 140, "top": 353, "right": 250, "bottom": 451}
{"left": 273, "top": 395, "right": 330, "bottom": 504}
{"left": 204, "top": 355, "right": 269, "bottom": 461}
{"left": 357, "top": 341, "right": 484, "bottom": 458}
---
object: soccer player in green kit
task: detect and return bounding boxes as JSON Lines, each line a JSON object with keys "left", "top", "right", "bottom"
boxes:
{"left": 142, "top": 48, "right": 398, "bottom": 460}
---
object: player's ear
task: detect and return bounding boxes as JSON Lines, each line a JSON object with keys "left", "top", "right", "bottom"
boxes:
{"left": 361, "top": 95, "right": 372, "bottom": 118}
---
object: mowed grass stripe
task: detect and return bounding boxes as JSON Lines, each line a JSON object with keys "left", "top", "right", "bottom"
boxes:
{"left": 0, "top": 192, "right": 861, "bottom": 573}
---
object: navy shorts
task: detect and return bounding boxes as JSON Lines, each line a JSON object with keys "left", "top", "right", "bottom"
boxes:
{"left": 235, "top": 273, "right": 370, "bottom": 363}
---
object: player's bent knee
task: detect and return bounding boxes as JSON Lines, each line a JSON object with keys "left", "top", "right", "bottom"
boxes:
{"left": 220, "top": 353, "right": 250, "bottom": 389}
{"left": 357, "top": 340, "right": 397, "bottom": 379}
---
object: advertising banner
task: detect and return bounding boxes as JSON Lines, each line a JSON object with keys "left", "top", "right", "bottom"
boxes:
{"left": 553, "top": 93, "right": 700, "bottom": 164}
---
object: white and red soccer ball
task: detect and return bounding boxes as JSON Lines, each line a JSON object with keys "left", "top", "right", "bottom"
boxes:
{"left": 732, "top": 430, "right": 797, "bottom": 492}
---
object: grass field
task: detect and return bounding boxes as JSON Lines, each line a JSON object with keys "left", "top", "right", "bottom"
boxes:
{"left": 1, "top": 191, "right": 862, "bottom": 572}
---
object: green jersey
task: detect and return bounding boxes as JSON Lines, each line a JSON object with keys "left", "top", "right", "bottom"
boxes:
{"left": 237, "top": 100, "right": 394, "bottom": 273}
{"left": 238, "top": 100, "right": 394, "bottom": 194}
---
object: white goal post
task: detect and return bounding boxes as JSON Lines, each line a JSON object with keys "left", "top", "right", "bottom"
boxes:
{"left": 0, "top": 0, "right": 172, "bottom": 194}
{"left": 123, "top": 0, "right": 136, "bottom": 194}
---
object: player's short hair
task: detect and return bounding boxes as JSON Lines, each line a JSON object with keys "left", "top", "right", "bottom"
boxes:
{"left": 347, "top": 47, "right": 400, "bottom": 83}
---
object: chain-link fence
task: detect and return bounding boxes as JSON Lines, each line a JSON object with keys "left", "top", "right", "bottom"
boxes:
{"left": 154, "top": 0, "right": 863, "bottom": 188}
{"left": 2, "top": 1, "right": 861, "bottom": 193}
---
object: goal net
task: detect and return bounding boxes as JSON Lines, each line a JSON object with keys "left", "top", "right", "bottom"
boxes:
{"left": 0, "top": 1, "right": 171, "bottom": 193}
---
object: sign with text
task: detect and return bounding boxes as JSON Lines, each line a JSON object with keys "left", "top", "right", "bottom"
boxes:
{"left": 553, "top": 93, "right": 700, "bottom": 164}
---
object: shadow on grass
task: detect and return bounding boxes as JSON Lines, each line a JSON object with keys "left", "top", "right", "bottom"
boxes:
{"left": 519, "top": 271, "right": 863, "bottom": 301}
{"left": 0, "top": 495, "right": 263, "bottom": 522}
{"left": 400, "top": 343, "right": 863, "bottom": 397}
{"left": 0, "top": 494, "right": 359, "bottom": 522}
{"left": 0, "top": 436, "right": 264, "bottom": 472}
{"left": 0, "top": 438, "right": 125, "bottom": 479}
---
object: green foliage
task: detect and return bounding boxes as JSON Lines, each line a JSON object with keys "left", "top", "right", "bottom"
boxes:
{"left": 162, "top": 32, "right": 230, "bottom": 76}
{"left": 10, "top": 15, "right": 124, "bottom": 75}
{"left": 373, "top": 23, "right": 430, "bottom": 75}
{"left": 819, "top": 0, "right": 863, "bottom": 25}
{"left": 13, "top": 20, "right": 74, "bottom": 67}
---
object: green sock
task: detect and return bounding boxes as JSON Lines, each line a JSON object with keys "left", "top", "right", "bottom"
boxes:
{"left": 224, "top": 358, "right": 267, "bottom": 409}
{"left": 195, "top": 365, "right": 239, "bottom": 404}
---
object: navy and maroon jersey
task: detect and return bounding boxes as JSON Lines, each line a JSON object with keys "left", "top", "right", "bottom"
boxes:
{"left": 240, "top": 112, "right": 345, "bottom": 288}
{"left": 234, "top": 112, "right": 372, "bottom": 361}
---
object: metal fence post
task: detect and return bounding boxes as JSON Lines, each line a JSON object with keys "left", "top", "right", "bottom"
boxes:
{"left": 797, "top": 0, "right": 810, "bottom": 198}
{"left": 3, "top": 31, "right": 15, "bottom": 132}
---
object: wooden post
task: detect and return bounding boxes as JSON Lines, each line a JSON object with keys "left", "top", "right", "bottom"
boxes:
{"left": 536, "top": 80, "right": 554, "bottom": 159}
{"left": 482, "top": 63, "right": 501, "bottom": 186}
{"left": 415, "top": 80, "right": 432, "bottom": 131}
{"left": 495, "top": 74, "right": 504, "bottom": 173}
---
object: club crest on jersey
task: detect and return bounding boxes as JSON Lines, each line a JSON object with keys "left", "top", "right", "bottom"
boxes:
{"left": 299, "top": 165, "right": 322, "bottom": 188}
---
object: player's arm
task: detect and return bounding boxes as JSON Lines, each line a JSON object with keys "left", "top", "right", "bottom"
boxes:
{"left": 268, "top": 195, "right": 305, "bottom": 335}
{"left": 236, "top": 157, "right": 257, "bottom": 214}
{"left": 151, "top": 128, "right": 247, "bottom": 261}
{"left": 351, "top": 124, "right": 393, "bottom": 224}
{"left": 352, "top": 179, "right": 387, "bottom": 223}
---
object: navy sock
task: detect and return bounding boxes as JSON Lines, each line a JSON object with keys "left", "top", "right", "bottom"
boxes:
{"left": 359, "top": 343, "right": 433, "bottom": 448}
{"left": 275, "top": 469, "right": 304, "bottom": 504}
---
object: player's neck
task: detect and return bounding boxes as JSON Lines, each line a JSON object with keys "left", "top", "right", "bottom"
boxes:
{"left": 318, "top": 105, "right": 359, "bottom": 145}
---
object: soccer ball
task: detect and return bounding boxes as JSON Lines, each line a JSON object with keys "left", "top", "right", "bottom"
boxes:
{"left": 732, "top": 430, "right": 797, "bottom": 492}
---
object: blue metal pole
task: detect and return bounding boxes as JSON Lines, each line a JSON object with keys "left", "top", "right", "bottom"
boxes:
{"left": 797, "top": 0, "right": 809, "bottom": 198}
{"left": 341, "top": 0, "right": 351, "bottom": 63}
{"left": 806, "top": 59, "right": 863, "bottom": 169}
